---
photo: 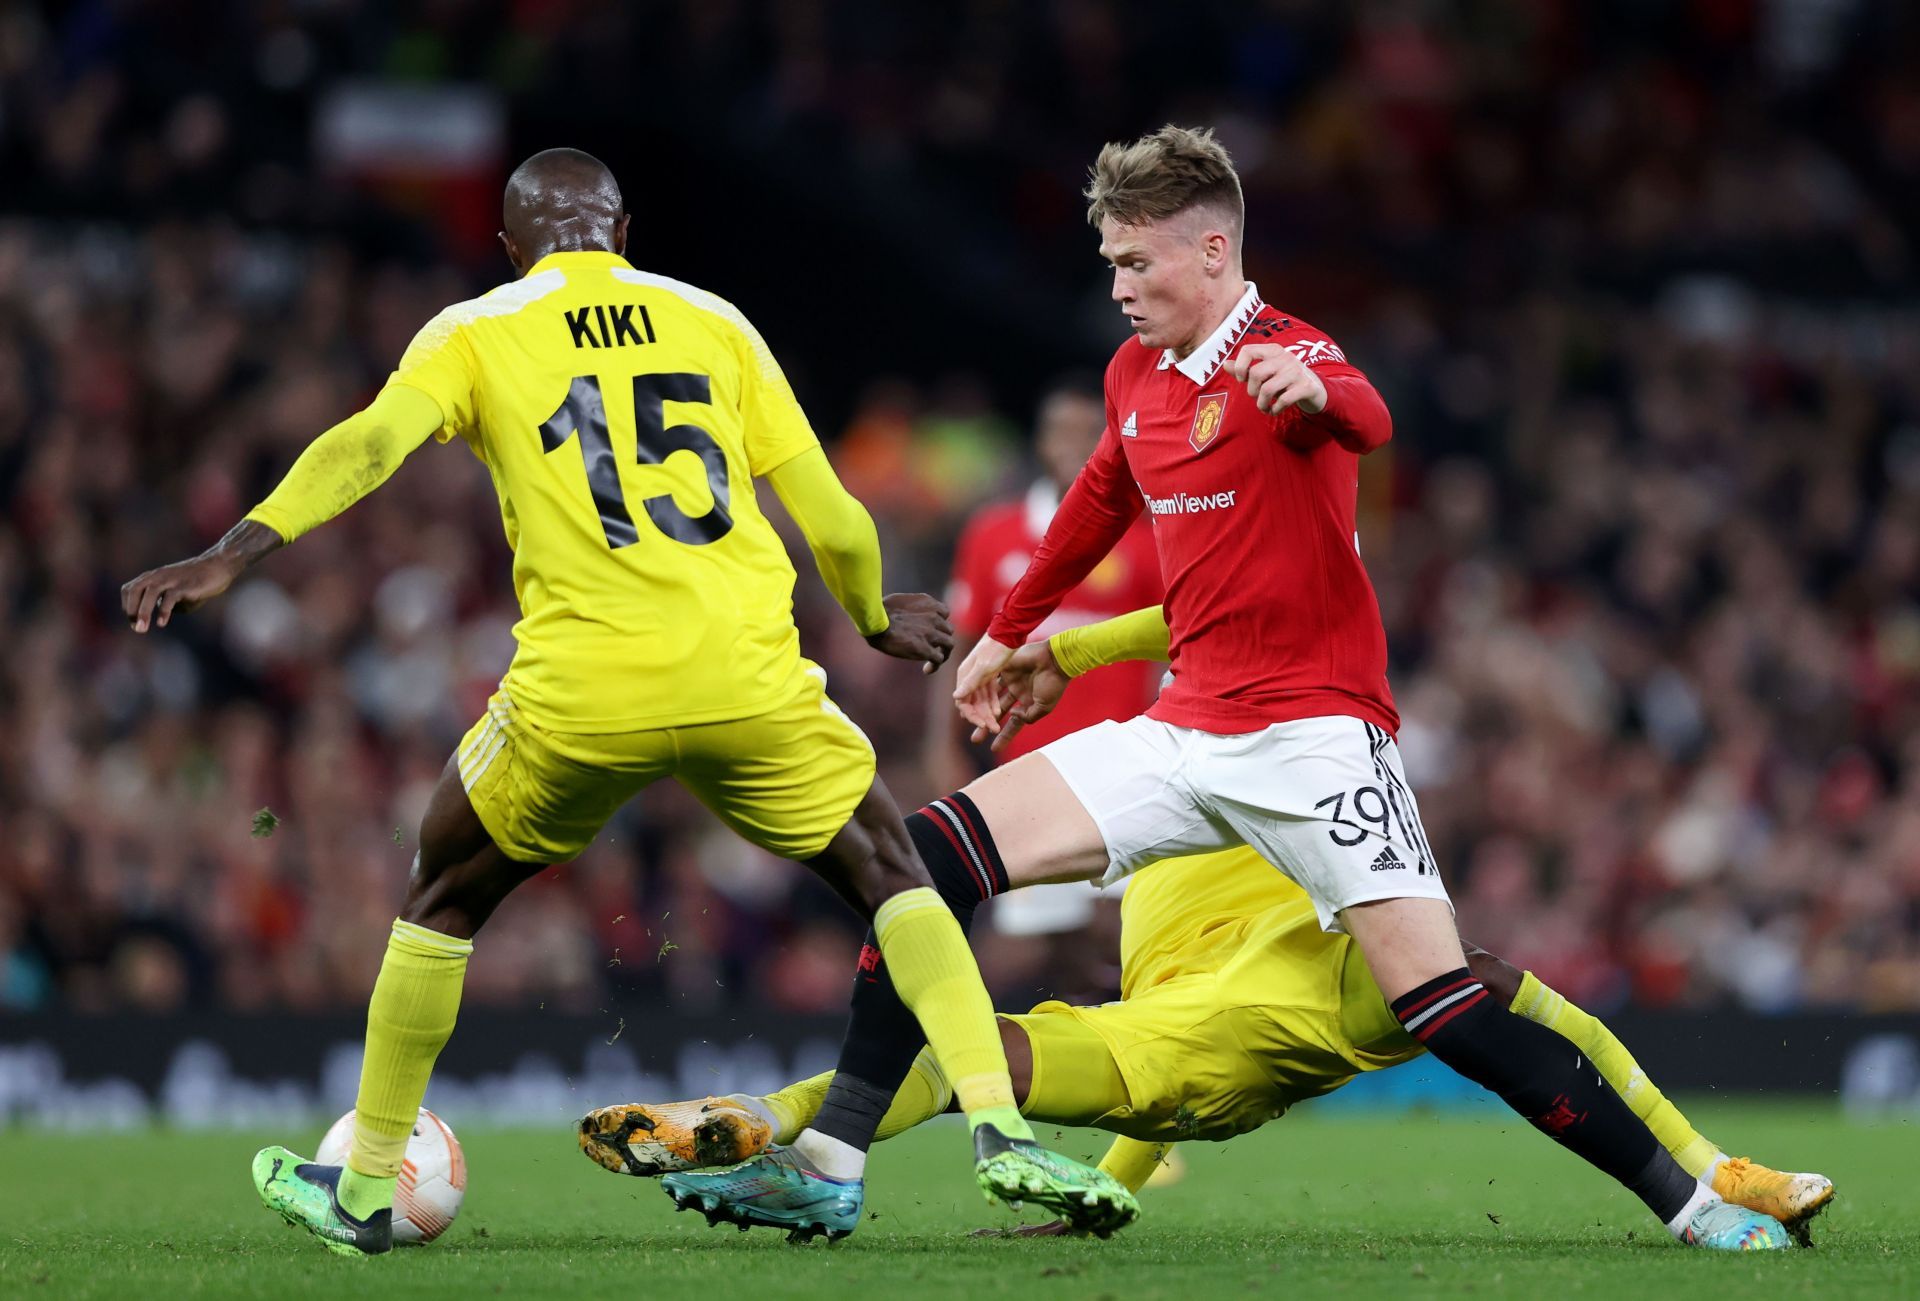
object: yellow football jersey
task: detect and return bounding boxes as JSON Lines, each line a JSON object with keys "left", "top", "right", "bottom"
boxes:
{"left": 387, "top": 251, "right": 821, "bottom": 731}
{"left": 1053, "top": 846, "right": 1420, "bottom": 1141}
{"left": 1117, "top": 845, "right": 1316, "bottom": 999}
{"left": 1119, "top": 846, "right": 1415, "bottom": 1061}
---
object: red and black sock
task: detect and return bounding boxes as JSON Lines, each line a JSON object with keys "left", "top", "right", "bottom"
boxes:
{"left": 1392, "top": 968, "right": 1699, "bottom": 1224}
{"left": 809, "top": 793, "right": 1008, "bottom": 1151}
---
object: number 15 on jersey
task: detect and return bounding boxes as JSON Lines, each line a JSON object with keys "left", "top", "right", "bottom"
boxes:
{"left": 538, "top": 372, "right": 735, "bottom": 549}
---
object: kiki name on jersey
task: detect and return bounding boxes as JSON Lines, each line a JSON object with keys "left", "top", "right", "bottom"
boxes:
{"left": 565, "top": 303, "right": 658, "bottom": 349}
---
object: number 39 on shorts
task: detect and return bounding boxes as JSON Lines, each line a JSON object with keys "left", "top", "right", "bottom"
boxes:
{"left": 1312, "top": 786, "right": 1391, "bottom": 848}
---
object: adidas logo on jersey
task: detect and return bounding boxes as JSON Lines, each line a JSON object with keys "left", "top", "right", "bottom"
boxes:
{"left": 1369, "top": 846, "right": 1407, "bottom": 872}
{"left": 1120, "top": 411, "right": 1138, "bottom": 437}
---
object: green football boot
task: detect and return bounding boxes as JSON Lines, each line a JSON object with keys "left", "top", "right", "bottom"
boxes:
{"left": 973, "top": 1123, "right": 1139, "bottom": 1238}
{"left": 252, "top": 1146, "right": 393, "bottom": 1257}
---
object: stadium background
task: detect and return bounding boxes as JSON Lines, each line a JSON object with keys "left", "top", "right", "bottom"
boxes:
{"left": 2, "top": 0, "right": 1918, "bottom": 1123}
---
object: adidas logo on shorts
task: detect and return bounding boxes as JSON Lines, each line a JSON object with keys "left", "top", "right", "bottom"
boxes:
{"left": 1369, "top": 847, "right": 1406, "bottom": 872}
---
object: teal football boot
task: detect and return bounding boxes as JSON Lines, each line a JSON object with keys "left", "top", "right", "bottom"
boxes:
{"left": 660, "top": 1146, "right": 862, "bottom": 1243}
{"left": 1681, "top": 1198, "right": 1792, "bottom": 1251}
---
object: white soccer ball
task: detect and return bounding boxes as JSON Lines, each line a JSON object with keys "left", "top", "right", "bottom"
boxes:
{"left": 315, "top": 1106, "right": 467, "bottom": 1244}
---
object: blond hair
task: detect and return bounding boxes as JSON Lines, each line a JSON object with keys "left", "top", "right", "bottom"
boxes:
{"left": 1084, "top": 125, "right": 1243, "bottom": 237}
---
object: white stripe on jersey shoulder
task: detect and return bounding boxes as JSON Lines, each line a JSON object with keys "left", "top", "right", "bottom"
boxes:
{"left": 610, "top": 267, "right": 782, "bottom": 382}
{"left": 408, "top": 270, "right": 567, "bottom": 354}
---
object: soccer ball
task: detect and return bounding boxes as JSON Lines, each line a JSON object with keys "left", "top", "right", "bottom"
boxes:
{"left": 315, "top": 1106, "right": 467, "bottom": 1244}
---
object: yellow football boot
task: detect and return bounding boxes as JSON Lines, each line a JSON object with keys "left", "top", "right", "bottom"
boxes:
{"left": 578, "top": 1098, "right": 771, "bottom": 1177}
{"left": 1712, "top": 1156, "right": 1834, "bottom": 1243}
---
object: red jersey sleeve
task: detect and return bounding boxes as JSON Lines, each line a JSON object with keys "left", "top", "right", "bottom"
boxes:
{"left": 1288, "top": 374, "right": 1391, "bottom": 454}
{"left": 987, "top": 421, "right": 1142, "bottom": 645}
{"left": 1249, "top": 321, "right": 1392, "bottom": 455}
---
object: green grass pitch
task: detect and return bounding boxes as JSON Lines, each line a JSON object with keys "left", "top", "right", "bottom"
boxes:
{"left": 1, "top": 1101, "right": 1910, "bottom": 1299}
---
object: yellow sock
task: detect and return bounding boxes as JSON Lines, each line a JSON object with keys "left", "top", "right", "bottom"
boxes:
{"left": 875, "top": 1047, "right": 954, "bottom": 1140}
{"left": 1511, "top": 971, "right": 1720, "bottom": 1178}
{"left": 761, "top": 1050, "right": 954, "bottom": 1146}
{"left": 1098, "top": 1137, "right": 1174, "bottom": 1195}
{"left": 336, "top": 1168, "right": 395, "bottom": 1221}
{"left": 760, "top": 1072, "right": 834, "bottom": 1145}
{"left": 347, "top": 919, "right": 473, "bottom": 1194}
{"left": 871, "top": 887, "right": 1030, "bottom": 1139}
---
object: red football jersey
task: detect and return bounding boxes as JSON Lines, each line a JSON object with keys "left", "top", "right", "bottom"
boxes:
{"left": 988, "top": 284, "right": 1399, "bottom": 736}
{"left": 950, "top": 481, "right": 1163, "bottom": 760}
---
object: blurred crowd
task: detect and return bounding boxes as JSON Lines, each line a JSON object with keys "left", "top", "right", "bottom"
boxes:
{"left": 2, "top": 0, "right": 1918, "bottom": 1016}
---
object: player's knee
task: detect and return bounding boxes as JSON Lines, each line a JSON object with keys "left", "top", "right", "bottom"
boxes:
{"left": 1465, "top": 945, "right": 1522, "bottom": 1008}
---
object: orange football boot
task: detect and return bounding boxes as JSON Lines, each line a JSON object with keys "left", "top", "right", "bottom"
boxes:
{"left": 1712, "top": 1156, "right": 1834, "bottom": 1244}
{"left": 579, "top": 1098, "right": 771, "bottom": 1177}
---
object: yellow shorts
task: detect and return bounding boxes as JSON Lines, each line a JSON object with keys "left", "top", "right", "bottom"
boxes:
{"left": 1009, "top": 906, "right": 1424, "bottom": 1143}
{"left": 455, "top": 661, "right": 875, "bottom": 863}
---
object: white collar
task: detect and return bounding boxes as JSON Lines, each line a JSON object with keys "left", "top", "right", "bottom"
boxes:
{"left": 1158, "top": 282, "right": 1263, "bottom": 386}
{"left": 1024, "top": 478, "right": 1060, "bottom": 535}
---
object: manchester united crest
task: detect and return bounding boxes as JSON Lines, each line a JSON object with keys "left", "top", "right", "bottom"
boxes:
{"left": 1189, "top": 390, "right": 1228, "bottom": 453}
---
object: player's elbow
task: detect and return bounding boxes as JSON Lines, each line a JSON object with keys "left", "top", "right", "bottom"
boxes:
{"left": 805, "top": 502, "right": 880, "bottom": 570}
{"left": 1339, "top": 386, "right": 1393, "bottom": 455}
{"left": 1346, "top": 417, "right": 1391, "bottom": 455}
{"left": 1310, "top": 376, "right": 1392, "bottom": 455}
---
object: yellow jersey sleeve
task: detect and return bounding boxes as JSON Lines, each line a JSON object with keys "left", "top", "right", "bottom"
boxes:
{"left": 727, "top": 311, "right": 819, "bottom": 477}
{"left": 767, "top": 447, "right": 888, "bottom": 637}
{"left": 244, "top": 384, "right": 446, "bottom": 543}
{"left": 387, "top": 306, "right": 481, "bottom": 443}
{"left": 1049, "top": 605, "right": 1170, "bottom": 677}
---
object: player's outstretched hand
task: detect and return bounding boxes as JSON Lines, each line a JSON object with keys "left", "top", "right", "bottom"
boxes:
{"left": 1226, "top": 343, "right": 1327, "bottom": 416}
{"left": 120, "top": 552, "right": 245, "bottom": 633}
{"left": 977, "top": 639, "right": 1070, "bottom": 752}
{"left": 953, "top": 636, "right": 1017, "bottom": 732}
{"left": 865, "top": 591, "right": 956, "bottom": 673}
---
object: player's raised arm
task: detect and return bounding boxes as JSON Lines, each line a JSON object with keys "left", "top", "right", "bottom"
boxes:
{"left": 767, "top": 447, "right": 955, "bottom": 673}
{"left": 120, "top": 384, "right": 446, "bottom": 632}
{"left": 1224, "top": 331, "right": 1391, "bottom": 455}
{"left": 955, "top": 422, "right": 1142, "bottom": 724}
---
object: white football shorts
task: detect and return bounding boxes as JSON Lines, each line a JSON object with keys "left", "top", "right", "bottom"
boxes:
{"left": 1037, "top": 713, "right": 1451, "bottom": 932}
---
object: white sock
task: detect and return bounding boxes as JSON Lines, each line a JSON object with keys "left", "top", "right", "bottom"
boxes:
{"left": 791, "top": 1127, "right": 868, "bottom": 1182}
{"left": 1704, "top": 1152, "right": 1729, "bottom": 1186}
{"left": 1664, "top": 1180, "right": 1720, "bottom": 1240}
